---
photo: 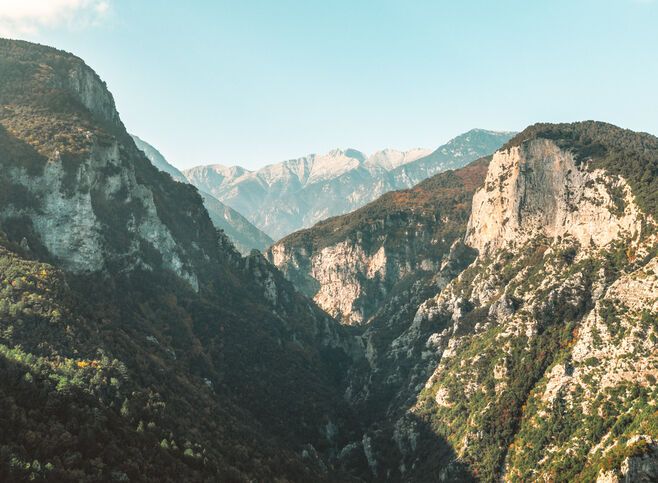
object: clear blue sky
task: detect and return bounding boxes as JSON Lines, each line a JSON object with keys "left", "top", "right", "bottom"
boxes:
{"left": 3, "top": 0, "right": 657, "bottom": 169}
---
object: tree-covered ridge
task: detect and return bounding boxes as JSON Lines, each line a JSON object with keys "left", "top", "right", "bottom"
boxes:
{"left": 0, "top": 226, "right": 362, "bottom": 480}
{"left": 502, "top": 121, "right": 658, "bottom": 219}
{"left": 0, "top": 39, "right": 122, "bottom": 158}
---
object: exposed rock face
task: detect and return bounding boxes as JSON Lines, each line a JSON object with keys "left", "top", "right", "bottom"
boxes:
{"left": 184, "top": 129, "right": 514, "bottom": 239}
{"left": 0, "top": 39, "right": 364, "bottom": 481}
{"left": 62, "top": 61, "right": 122, "bottom": 128}
{"left": 271, "top": 237, "right": 400, "bottom": 325}
{"left": 2, "top": 139, "right": 200, "bottom": 289}
{"left": 270, "top": 122, "right": 658, "bottom": 481}
{"left": 271, "top": 241, "right": 387, "bottom": 324}
{"left": 467, "top": 139, "right": 643, "bottom": 255}
{"left": 407, "top": 125, "right": 658, "bottom": 481}
{"left": 3, "top": 39, "right": 658, "bottom": 482}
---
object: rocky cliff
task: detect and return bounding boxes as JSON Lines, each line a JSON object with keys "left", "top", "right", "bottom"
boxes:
{"left": 466, "top": 138, "right": 642, "bottom": 255}
{"left": 2, "top": 38, "right": 657, "bottom": 483}
{"left": 268, "top": 158, "right": 489, "bottom": 325}
{"left": 407, "top": 127, "right": 657, "bottom": 481}
{"left": 270, "top": 122, "right": 658, "bottom": 482}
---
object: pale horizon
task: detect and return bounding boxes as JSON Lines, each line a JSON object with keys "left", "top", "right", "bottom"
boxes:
{"left": 1, "top": 0, "right": 656, "bottom": 170}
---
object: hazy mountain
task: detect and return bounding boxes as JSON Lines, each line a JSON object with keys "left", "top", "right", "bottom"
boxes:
{"left": 131, "top": 134, "right": 189, "bottom": 183}
{"left": 184, "top": 130, "right": 514, "bottom": 240}
{"left": 131, "top": 135, "right": 273, "bottom": 254}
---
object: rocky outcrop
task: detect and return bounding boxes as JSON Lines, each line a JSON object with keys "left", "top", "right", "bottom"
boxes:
{"left": 62, "top": 61, "right": 122, "bottom": 128}
{"left": 0, "top": 39, "right": 366, "bottom": 481}
{"left": 4, "top": 38, "right": 658, "bottom": 482}
{"left": 466, "top": 139, "right": 643, "bottom": 255}
{"left": 406, "top": 124, "right": 658, "bottom": 481}
{"left": 271, "top": 237, "right": 395, "bottom": 325}
{"left": 269, "top": 123, "right": 658, "bottom": 481}
{"left": 2, "top": 139, "right": 201, "bottom": 289}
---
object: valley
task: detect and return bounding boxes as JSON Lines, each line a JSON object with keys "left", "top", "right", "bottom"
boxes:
{"left": 0, "top": 38, "right": 656, "bottom": 483}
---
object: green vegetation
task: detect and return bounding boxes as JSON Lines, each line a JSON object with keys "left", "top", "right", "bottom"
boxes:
{"left": 414, "top": 227, "right": 658, "bottom": 482}
{"left": 0, "top": 39, "right": 361, "bottom": 481}
{"left": 1, "top": 38, "right": 657, "bottom": 482}
{"left": 273, "top": 157, "right": 487, "bottom": 323}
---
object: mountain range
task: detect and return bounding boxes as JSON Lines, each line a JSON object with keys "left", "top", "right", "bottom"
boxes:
{"left": 0, "top": 38, "right": 657, "bottom": 483}
{"left": 183, "top": 130, "right": 514, "bottom": 240}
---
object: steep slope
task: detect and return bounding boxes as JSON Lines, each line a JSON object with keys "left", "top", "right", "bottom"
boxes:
{"left": 0, "top": 39, "right": 362, "bottom": 481}
{"left": 268, "top": 158, "right": 489, "bottom": 325}
{"left": 409, "top": 123, "right": 658, "bottom": 482}
{"left": 131, "top": 135, "right": 273, "bottom": 254}
{"left": 184, "top": 130, "right": 513, "bottom": 239}
{"left": 131, "top": 134, "right": 188, "bottom": 183}
{"left": 196, "top": 189, "right": 274, "bottom": 255}
{"left": 270, "top": 121, "right": 658, "bottom": 481}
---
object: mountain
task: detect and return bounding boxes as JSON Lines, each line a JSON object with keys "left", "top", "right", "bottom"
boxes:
{"left": 131, "top": 135, "right": 273, "bottom": 255}
{"left": 2, "top": 38, "right": 658, "bottom": 483}
{"left": 0, "top": 39, "right": 365, "bottom": 481}
{"left": 270, "top": 122, "right": 658, "bottom": 481}
{"left": 184, "top": 130, "right": 514, "bottom": 240}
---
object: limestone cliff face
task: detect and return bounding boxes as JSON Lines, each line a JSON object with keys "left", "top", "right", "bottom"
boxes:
{"left": 0, "top": 39, "right": 367, "bottom": 481}
{"left": 2, "top": 140, "right": 201, "bottom": 289}
{"left": 405, "top": 126, "right": 658, "bottom": 481}
{"left": 61, "top": 61, "right": 122, "bottom": 128}
{"left": 0, "top": 40, "right": 247, "bottom": 291}
{"left": 270, "top": 233, "right": 414, "bottom": 325}
{"left": 466, "top": 139, "right": 643, "bottom": 256}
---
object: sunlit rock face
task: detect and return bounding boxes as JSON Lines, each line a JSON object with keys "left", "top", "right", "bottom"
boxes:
{"left": 466, "top": 139, "right": 643, "bottom": 256}
{"left": 271, "top": 123, "right": 658, "bottom": 481}
{"left": 268, "top": 159, "right": 489, "bottom": 326}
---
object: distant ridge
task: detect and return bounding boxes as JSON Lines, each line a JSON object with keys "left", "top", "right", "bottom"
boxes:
{"left": 131, "top": 135, "right": 273, "bottom": 254}
{"left": 184, "top": 129, "right": 515, "bottom": 239}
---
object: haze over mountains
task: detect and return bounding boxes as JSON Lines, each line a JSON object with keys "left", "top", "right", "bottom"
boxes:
{"left": 0, "top": 38, "right": 657, "bottom": 483}
{"left": 130, "top": 135, "right": 273, "bottom": 254}
{"left": 184, "top": 129, "right": 514, "bottom": 240}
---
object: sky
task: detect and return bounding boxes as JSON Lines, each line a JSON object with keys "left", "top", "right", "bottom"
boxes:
{"left": 0, "top": 0, "right": 656, "bottom": 170}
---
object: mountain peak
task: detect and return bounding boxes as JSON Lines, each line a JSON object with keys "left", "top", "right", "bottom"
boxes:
{"left": 365, "top": 147, "right": 432, "bottom": 170}
{"left": 0, "top": 38, "right": 122, "bottom": 133}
